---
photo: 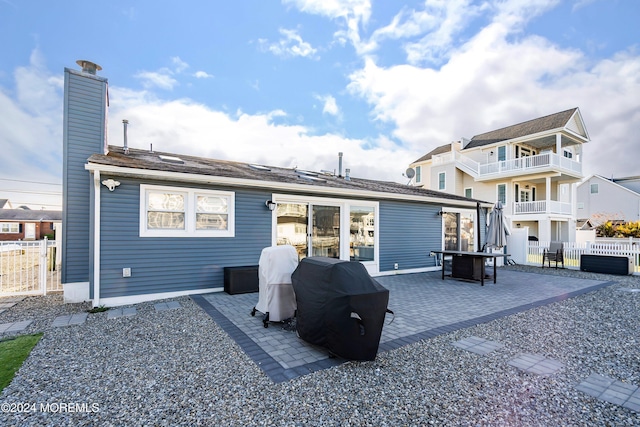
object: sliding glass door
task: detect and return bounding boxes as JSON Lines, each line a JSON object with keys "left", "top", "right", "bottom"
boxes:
{"left": 276, "top": 203, "right": 340, "bottom": 259}
{"left": 311, "top": 205, "right": 340, "bottom": 258}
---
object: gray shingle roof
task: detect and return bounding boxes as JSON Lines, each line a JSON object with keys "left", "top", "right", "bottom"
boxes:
{"left": 465, "top": 108, "right": 578, "bottom": 149}
{"left": 88, "top": 146, "right": 487, "bottom": 205}
{"left": 412, "top": 143, "right": 453, "bottom": 163}
{"left": 0, "top": 209, "right": 62, "bottom": 221}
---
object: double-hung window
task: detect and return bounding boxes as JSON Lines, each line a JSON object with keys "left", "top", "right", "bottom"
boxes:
{"left": 140, "top": 185, "right": 235, "bottom": 237}
{"left": 438, "top": 172, "right": 446, "bottom": 190}
{"left": 1, "top": 223, "right": 19, "bottom": 233}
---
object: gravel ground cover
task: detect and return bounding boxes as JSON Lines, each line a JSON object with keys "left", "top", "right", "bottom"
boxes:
{"left": 0, "top": 265, "right": 638, "bottom": 426}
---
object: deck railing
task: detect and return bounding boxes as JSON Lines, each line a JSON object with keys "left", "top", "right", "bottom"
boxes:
{"left": 431, "top": 151, "right": 582, "bottom": 179}
{"left": 513, "top": 200, "right": 572, "bottom": 215}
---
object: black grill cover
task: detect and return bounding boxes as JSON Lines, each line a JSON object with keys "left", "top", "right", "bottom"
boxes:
{"left": 291, "top": 257, "right": 389, "bottom": 361}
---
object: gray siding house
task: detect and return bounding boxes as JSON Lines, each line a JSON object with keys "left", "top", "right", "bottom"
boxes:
{"left": 62, "top": 62, "right": 490, "bottom": 307}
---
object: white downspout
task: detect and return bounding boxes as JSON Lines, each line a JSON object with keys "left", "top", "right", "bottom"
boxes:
{"left": 93, "top": 170, "right": 101, "bottom": 307}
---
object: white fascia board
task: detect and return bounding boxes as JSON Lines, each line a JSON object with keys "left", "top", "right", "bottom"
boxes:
{"left": 586, "top": 175, "right": 640, "bottom": 198}
{"left": 85, "top": 162, "right": 490, "bottom": 208}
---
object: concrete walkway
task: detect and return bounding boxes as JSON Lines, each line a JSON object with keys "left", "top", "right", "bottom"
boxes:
{"left": 192, "top": 268, "right": 613, "bottom": 382}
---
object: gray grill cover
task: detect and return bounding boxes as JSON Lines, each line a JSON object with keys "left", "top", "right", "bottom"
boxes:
{"left": 291, "top": 257, "right": 389, "bottom": 361}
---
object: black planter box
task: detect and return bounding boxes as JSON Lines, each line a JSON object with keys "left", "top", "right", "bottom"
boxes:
{"left": 224, "top": 266, "right": 259, "bottom": 294}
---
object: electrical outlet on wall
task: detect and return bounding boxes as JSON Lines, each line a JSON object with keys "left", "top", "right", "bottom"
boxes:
{"left": 394, "top": 263, "right": 399, "bottom": 270}
{"left": 123, "top": 268, "right": 131, "bottom": 277}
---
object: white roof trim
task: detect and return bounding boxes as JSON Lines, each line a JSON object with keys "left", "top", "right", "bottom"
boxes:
{"left": 579, "top": 174, "right": 640, "bottom": 198}
{"left": 85, "top": 162, "right": 492, "bottom": 208}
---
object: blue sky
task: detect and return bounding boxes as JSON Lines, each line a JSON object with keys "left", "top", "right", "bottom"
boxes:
{"left": 1, "top": 0, "right": 639, "bottom": 209}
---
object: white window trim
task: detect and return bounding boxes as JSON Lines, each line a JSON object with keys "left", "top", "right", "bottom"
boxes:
{"left": 440, "top": 207, "right": 477, "bottom": 252}
{"left": 415, "top": 166, "right": 422, "bottom": 183}
{"left": 140, "top": 184, "right": 235, "bottom": 238}
{"left": 497, "top": 183, "right": 507, "bottom": 204}
{"left": 271, "top": 194, "right": 379, "bottom": 271}
{"left": 0, "top": 223, "right": 19, "bottom": 233}
{"left": 464, "top": 187, "right": 473, "bottom": 199}
{"left": 438, "top": 172, "right": 446, "bottom": 191}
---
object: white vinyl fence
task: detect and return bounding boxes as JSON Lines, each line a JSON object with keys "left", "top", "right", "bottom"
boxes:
{"left": 0, "top": 238, "right": 62, "bottom": 296}
{"left": 526, "top": 239, "right": 640, "bottom": 274}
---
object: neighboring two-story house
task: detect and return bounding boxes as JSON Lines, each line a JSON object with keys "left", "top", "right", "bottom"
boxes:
{"left": 577, "top": 175, "right": 640, "bottom": 224}
{"left": 410, "top": 108, "right": 589, "bottom": 243}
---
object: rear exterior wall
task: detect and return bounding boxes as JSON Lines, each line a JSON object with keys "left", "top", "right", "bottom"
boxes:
{"left": 95, "top": 177, "right": 447, "bottom": 299}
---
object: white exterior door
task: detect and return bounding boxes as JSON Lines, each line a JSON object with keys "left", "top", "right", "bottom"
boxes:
{"left": 25, "top": 223, "right": 36, "bottom": 240}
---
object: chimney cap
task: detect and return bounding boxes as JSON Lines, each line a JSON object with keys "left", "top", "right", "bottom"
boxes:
{"left": 76, "top": 60, "right": 102, "bottom": 75}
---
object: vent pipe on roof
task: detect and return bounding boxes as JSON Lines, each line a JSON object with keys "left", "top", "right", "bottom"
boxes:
{"left": 338, "top": 152, "right": 343, "bottom": 178}
{"left": 123, "top": 119, "right": 129, "bottom": 155}
{"left": 76, "top": 60, "right": 102, "bottom": 75}
{"left": 345, "top": 168, "right": 351, "bottom": 181}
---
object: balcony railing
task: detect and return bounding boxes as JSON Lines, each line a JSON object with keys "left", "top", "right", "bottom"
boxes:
{"left": 478, "top": 152, "right": 581, "bottom": 176}
{"left": 513, "top": 200, "right": 572, "bottom": 215}
{"left": 430, "top": 150, "right": 582, "bottom": 179}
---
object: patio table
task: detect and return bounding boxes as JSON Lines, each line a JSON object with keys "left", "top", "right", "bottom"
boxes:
{"left": 430, "top": 250, "right": 510, "bottom": 286}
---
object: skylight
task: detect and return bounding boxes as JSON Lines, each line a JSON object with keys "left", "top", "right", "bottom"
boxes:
{"left": 159, "top": 155, "right": 184, "bottom": 164}
{"left": 298, "top": 174, "right": 326, "bottom": 183}
{"left": 248, "top": 164, "right": 271, "bottom": 171}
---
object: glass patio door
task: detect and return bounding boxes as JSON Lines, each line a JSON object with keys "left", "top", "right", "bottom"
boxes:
{"left": 311, "top": 205, "right": 340, "bottom": 258}
{"left": 444, "top": 211, "right": 475, "bottom": 252}
{"left": 276, "top": 202, "right": 340, "bottom": 259}
{"left": 276, "top": 203, "right": 308, "bottom": 260}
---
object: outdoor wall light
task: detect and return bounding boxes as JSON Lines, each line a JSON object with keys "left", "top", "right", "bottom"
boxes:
{"left": 102, "top": 179, "right": 120, "bottom": 191}
{"left": 265, "top": 200, "right": 276, "bottom": 211}
{"left": 437, "top": 210, "right": 444, "bottom": 216}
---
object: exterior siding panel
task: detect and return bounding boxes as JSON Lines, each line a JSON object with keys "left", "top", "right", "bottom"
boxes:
{"left": 98, "top": 178, "right": 272, "bottom": 298}
{"left": 62, "top": 69, "right": 107, "bottom": 284}
{"left": 379, "top": 201, "right": 441, "bottom": 272}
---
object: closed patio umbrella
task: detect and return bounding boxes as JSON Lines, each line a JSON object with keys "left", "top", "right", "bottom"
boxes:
{"left": 486, "top": 201, "right": 509, "bottom": 249}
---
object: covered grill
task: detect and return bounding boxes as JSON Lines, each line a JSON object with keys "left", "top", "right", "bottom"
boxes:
{"left": 291, "top": 257, "right": 390, "bottom": 361}
{"left": 251, "top": 245, "right": 298, "bottom": 328}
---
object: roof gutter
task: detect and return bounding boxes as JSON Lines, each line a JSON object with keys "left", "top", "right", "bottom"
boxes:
{"left": 85, "top": 162, "right": 492, "bottom": 209}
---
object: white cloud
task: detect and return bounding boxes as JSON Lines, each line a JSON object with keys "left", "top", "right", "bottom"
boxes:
{"left": 283, "top": 0, "right": 372, "bottom": 54}
{"left": 135, "top": 57, "right": 194, "bottom": 90}
{"left": 106, "top": 86, "right": 409, "bottom": 182}
{"left": 171, "top": 56, "right": 189, "bottom": 73}
{"left": 135, "top": 69, "right": 178, "bottom": 90}
{"left": 0, "top": 49, "right": 63, "bottom": 208}
{"left": 402, "top": 0, "right": 485, "bottom": 65}
{"left": 314, "top": 94, "right": 341, "bottom": 116}
{"left": 194, "top": 71, "right": 214, "bottom": 79}
{"left": 259, "top": 28, "right": 318, "bottom": 59}
{"left": 346, "top": 5, "right": 640, "bottom": 178}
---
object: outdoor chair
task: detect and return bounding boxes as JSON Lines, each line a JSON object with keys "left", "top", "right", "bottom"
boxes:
{"left": 542, "top": 241, "right": 564, "bottom": 269}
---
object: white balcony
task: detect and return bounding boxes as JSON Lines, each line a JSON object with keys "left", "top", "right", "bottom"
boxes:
{"left": 478, "top": 152, "right": 581, "bottom": 177}
{"left": 433, "top": 151, "right": 582, "bottom": 179}
{"left": 513, "top": 200, "right": 572, "bottom": 215}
